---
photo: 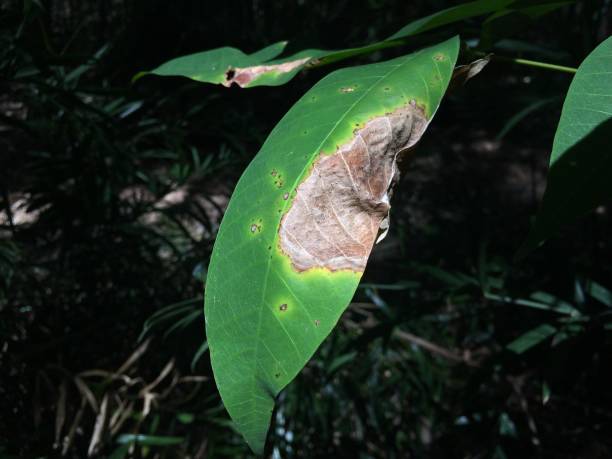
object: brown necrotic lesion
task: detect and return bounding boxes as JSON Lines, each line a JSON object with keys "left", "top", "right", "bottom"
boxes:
{"left": 222, "top": 57, "right": 311, "bottom": 88}
{"left": 278, "top": 102, "right": 428, "bottom": 273}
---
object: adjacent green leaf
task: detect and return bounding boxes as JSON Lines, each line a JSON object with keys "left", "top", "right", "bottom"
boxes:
{"left": 586, "top": 279, "right": 612, "bottom": 307}
{"left": 521, "top": 36, "right": 612, "bottom": 252}
{"left": 139, "top": 0, "right": 520, "bottom": 88}
{"left": 507, "top": 323, "right": 557, "bottom": 353}
{"left": 204, "top": 37, "right": 460, "bottom": 453}
{"left": 478, "top": 2, "right": 572, "bottom": 50}
{"left": 496, "top": 96, "right": 558, "bottom": 140}
{"left": 387, "top": 0, "right": 514, "bottom": 41}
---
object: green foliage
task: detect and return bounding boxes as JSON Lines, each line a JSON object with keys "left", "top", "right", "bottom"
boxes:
{"left": 522, "top": 36, "right": 612, "bottom": 251}
{"left": 3, "top": 0, "right": 612, "bottom": 458}
{"left": 140, "top": 0, "right": 534, "bottom": 89}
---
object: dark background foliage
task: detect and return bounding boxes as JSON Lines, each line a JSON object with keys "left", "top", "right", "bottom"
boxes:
{"left": 1, "top": 0, "right": 611, "bottom": 457}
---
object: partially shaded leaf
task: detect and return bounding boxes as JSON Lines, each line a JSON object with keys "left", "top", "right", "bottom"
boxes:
{"left": 479, "top": 2, "right": 572, "bottom": 50}
{"left": 387, "top": 0, "right": 514, "bottom": 40}
{"left": 204, "top": 37, "right": 460, "bottom": 453}
{"left": 496, "top": 97, "right": 558, "bottom": 139}
{"left": 586, "top": 279, "right": 612, "bottom": 307}
{"left": 521, "top": 36, "right": 612, "bottom": 252}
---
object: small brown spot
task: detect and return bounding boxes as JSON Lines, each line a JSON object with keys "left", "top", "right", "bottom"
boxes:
{"left": 271, "top": 169, "right": 278, "bottom": 176}
{"left": 279, "top": 303, "right": 288, "bottom": 312}
{"left": 283, "top": 192, "right": 289, "bottom": 200}
{"left": 314, "top": 319, "right": 320, "bottom": 327}
{"left": 275, "top": 373, "right": 281, "bottom": 378}
{"left": 340, "top": 86, "right": 354, "bottom": 93}
{"left": 434, "top": 53, "right": 445, "bottom": 62}
{"left": 225, "top": 69, "right": 236, "bottom": 80}
{"left": 250, "top": 224, "right": 258, "bottom": 233}
{"left": 383, "top": 87, "right": 390, "bottom": 91}
{"left": 268, "top": 245, "right": 271, "bottom": 250}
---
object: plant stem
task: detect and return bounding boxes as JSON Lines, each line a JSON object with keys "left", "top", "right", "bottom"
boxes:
{"left": 470, "top": 50, "right": 577, "bottom": 74}
{"left": 495, "top": 55, "right": 577, "bottom": 74}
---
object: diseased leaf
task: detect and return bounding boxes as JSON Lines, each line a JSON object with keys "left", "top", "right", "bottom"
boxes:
{"left": 134, "top": 41, "right": 298, "bottom": 87}
{"left": 521, "top": 36, "right": 612, "bottom": 252}
{"left": 139, "top": 0, "right": 526, "bottom": 88}
{"left": 204, "top": 37, "right": 459, "bottom": 453}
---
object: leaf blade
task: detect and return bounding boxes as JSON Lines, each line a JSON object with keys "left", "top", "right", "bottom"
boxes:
{"left": 521, "top": 36, "right": 612, "bottom": 252}
{"left": 204, "top": 37, "right": 460, "bottom": 453}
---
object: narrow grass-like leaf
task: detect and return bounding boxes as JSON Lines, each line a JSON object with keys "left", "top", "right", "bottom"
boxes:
{"left": 116, "top": 434, "right": 183, "bottom": 446}
{"left": 507, "top": 323, "right": 557, "bottom": 353}
{"left": 204, "top": 37, "right": 460, "bottom": 453}
{"left": 586, "top": 279, "right": 612, "bottom": 307}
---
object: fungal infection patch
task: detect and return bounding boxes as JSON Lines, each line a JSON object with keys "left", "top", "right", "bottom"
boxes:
{"left": 278, "top": 102, "right": 428, "bottom": 272}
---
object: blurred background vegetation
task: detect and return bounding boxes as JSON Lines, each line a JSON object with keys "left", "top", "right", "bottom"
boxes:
{"left": 1, "top": 0, "right": 611, "bottom": 457}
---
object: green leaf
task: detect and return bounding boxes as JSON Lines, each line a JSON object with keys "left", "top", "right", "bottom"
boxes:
{"left": 387, "top": 0, "right": 514, "bottom": 41}
{"left": 108, "top": 444, "right": 130, "bottom": 459}
{"left": 507, "top": 323, "right": 557, "bottom": 353}
{"left": 485, "top": 291, "right": 581, "bottom": 316}
{"left": 204, "top": 37, "right": 460, "bottom": 453}
{"left": 479, "top": 2, "right": 572, "bottom": 50}
{"left": 116, "top": 434, "right": 184, "bottom": 446}
{"left": 521, "top": 36, "right": 612, "bottom": 252}
{"left": 585, "top": 279, "right": 612, "bottom": 307}
{"left": 496, "top": 97, "right": 558, "bottom": 140}
{"left": 135, "top": 41, "right": 286, "bottom": 84}
{"left": 177, "top": 412, "right": 195, "bottom": 424}
{"left": 542, "top": 380, "right": 551, "bottom": 405}
{"left": 138, "top": 41, "right": 327, "bottom": 88}
{"left": 190, "top": 340, "right": 209, "bottom": 372}
{"left": 139, "top": 0, "right": 518, "bottom": 88}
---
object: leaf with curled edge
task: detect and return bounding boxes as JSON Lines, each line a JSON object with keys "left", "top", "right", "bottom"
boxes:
{"left": 137, "top": 0, "right": 523, "bottom": 88}
{"left": 204, "top": 36, "right": 459, "bottom": 453}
